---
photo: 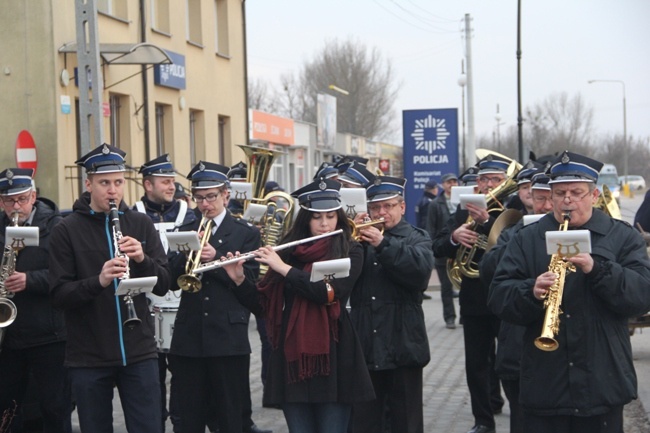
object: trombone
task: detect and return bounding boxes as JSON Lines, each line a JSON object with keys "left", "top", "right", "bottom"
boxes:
{"left": 177, "top": 215, "right": 214, "bottom": 293}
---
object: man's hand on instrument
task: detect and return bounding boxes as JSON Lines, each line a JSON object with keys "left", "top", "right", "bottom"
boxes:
{"left": 118, "top": 236, "right": 145, "bottom": 263}
{"left": 533, "top": 271, "right": 556, "bottom": 300}
{"left": 200, "top": 242, "right": 217, "bottom": 263}
{"left": 222, "top": 252, "right": 245, "bottom": 286}
{"left": 466, "top": 203, "right": 489, "bottom": 225}
{"left": 4, "top": 271, "right": 27, "bottom": 293}
{"left": 358, "top": 225, "right": 384, "bottom": 247}
{"left": 99, "top": 257, "right": 129, "bottom": 287}
{"left": 452, "top": 223, "right": 479, "bottom": 248}
{"left": 353, "top": 212, "right": 370, "bottom": 225}
{"left": 255, "top": 246, "right": 291, "bottom": 276}
{"left": 567, "top": 253, "right": 594, "bottom": 274}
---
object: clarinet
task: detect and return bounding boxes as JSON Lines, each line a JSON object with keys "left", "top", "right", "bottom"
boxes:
{"left": 109, "top": 200, "right": 141, "bottom": 329}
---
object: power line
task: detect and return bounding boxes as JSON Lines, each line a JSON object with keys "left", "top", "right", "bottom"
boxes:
{"left": 371, "top": 0, "right": 457, "bottom": 34}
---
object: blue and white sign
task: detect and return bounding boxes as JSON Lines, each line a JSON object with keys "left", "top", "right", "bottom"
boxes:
{"left": 154, "top": 50, "right": 186, "bottom": 90}
{"left": 402, "top": 108, "right": 459, "bottom": 225}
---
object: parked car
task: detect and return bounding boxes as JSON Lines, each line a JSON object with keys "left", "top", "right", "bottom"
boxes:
{"left": 619, "top": 175, "right": 646, "bottom": 191}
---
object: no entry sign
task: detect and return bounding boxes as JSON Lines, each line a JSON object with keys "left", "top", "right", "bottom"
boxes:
{"left": 15, "top": 130, "right": 38, "bottom": 175}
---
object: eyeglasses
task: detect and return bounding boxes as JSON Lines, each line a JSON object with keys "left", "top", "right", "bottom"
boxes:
{"left": 478, "top": 176, "right": 505, "bottom": 185}
{"left": 1, "top": 195, "right": 30, "bottom": 206}
{"left": 368, "top": 201, "right": 401, "bottom": 213}
{"left": 192, "top": 193, "right": 221, "bottom": 203}
{"left": 552, "top": 190, "right": 592, "bottom": 203}
{"left": 532, "top": 196, "right": 553, "bottom": 204}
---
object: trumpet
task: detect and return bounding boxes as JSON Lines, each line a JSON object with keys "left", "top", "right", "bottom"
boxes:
{"left": 0, "top": 212, "right": 20, "bottom": 329}
{"left": 177, "top": 215, "right": 214, "bottom": 293}
{"left": 192, "top": 229, "right": 343, "bottom": 274}
{"left": 109, "top": 200, "right": 140, "bottom": 329}
{"left": 350, "top": 217, "right": 385, "bottom": 241}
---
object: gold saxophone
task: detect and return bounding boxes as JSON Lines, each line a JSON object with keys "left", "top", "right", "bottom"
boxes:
{"left": 0, "top": 212, "right": 20, "bottom": 329}
{"left": 534, "top": 212, "right": 576, "bottom": 351}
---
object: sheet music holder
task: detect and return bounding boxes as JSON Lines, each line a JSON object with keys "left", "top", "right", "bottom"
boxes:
{"left": 545, "top": 230, "right": 591, "bottom": 257}
{"left": 230, "top": 182, "right": 253, "bottom": 201}
{"left": 242, "top": 203, "right": 267, "bottom": 223}
{"left": 339, "top": 188, "right": 367, "bottom": 218}
{"left": 310, "top": 258, "right": 351, "bottom": 282}
{"left": 115, "top": 276, "right": 158, "bottom": 297}
{"left": 459, "top": 194, "right": 487, "bottom": 210}
{"left": 450, "top": 186, "right": 475, "bottom": 208}
{"left": 523, "top": 214, "right": 545, "bottom": 226}
{"left": 165, "top": 232, "right": 201, "bottom": 253}
{"left": 6, "top": 226, "right": 39, "bottom": 248}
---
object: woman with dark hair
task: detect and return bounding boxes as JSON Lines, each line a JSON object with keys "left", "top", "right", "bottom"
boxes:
{"left": 224, "top": 178, "right": 374, "bottom": 433}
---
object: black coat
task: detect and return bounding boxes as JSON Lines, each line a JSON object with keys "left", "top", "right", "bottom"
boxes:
{"left": 1, "top": 199, "right": 65, "bottom": 349}
{"left": 350, "top": 219, "right": 434, "bottom": 370}
{"left": 488, "top": 210, "right": 650, "bottom": 415}
{"left": 49, "top": 193, "right": 171, "bottom": 367}
{"left": 169, "top": 210, "right": 261, "bottom": 357}
{"left": 426, "top": 193, "right": 454, "bottom": 266}
{"left": 235, "top": 242, "right": 375, "bottom": 405}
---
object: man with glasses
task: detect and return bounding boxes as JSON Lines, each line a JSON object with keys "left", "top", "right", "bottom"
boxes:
{"left": 489, "top": 151, "right": 650, "bottom": 433}
{"left": 433, "top": 154, "right": 512, "bottom": 433}
{"left": 0, "top": 168, "right": 69, "bottom": 432}
{"left": 167, "top": 161, "right": 266, "bottom": 433}
{"left": 350, "top": 176, "right": 434, "bottom": 433}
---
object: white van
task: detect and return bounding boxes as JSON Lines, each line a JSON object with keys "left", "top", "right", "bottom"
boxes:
{"left": 601, "top": 164, "right": 618, "bottom": 178}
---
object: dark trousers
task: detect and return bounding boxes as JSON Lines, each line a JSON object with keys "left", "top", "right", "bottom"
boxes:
{"left": 502, "top": 378, "right": 524, "bottom": 433}
{"left": 435, "top": 262, "right": 456, "bottom": 322}
{"left": 0, "top": 341, "right": 69, "bottom": 433}
{"left": 169, "top": 353, "right": 249, "bottom": 433}
{"left": 69, "top": 358, "right": 161, "bottom": 433}
{"left": 352, "top": 366, "right": 424, "bottom": 433}
{"left": 524, "top": 406, "right": 624, "bottom": 433}
{"left": 462, "top": 314, "right": 501, "bottom": 428}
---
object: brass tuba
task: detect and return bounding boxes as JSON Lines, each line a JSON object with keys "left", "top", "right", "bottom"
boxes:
{"left": 0, "top": 212, "right": 20, "bottom": 328}
{"left": 447, "top": 154, "right": 522, "bottom": 288}
{"left": 595, "top": 184, "right": 622, "bottom": 220}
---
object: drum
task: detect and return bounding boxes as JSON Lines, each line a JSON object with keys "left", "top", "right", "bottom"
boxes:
{"left": 153, "top": 301, "right": 179, "bottom": 352}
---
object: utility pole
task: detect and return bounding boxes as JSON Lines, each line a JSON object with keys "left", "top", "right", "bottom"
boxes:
{"left": 464, "top": 14, "right": 476, "bottom": 166}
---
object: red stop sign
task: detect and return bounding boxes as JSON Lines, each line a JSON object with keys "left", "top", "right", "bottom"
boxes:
{"left": 16, "top": 130, "right": 38, "bottom": 175}
{"left": 379, "top": 159, "right": 390, "bottom": 173}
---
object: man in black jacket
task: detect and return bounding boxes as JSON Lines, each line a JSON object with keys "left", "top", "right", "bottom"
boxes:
{"left": 50, "top": 144, "right": 171, "bottom": 433}
{"left": 0, "top": 168, "right": 68, "bottom": 433}
{"left": 167, "top": 161, "right": 264, "bottom": 433}
{"left": 350, "top": 175, "right": 434, "bottom": 433}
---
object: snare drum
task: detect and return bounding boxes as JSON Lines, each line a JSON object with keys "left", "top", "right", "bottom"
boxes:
{"left": 153, "top": 302, "right": 179, "bottom": 352}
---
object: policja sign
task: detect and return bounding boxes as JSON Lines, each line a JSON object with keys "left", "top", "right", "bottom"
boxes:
{"left": 402, "top": 109, "right": 459, "bottom": 225}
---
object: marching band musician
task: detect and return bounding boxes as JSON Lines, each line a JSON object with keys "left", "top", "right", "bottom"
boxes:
{"left": 480, "top": 168, "right": 552, "bottom": 433}
{"left": 488, "top": 151, "right": 650, "bottom": 433}
{"left": 433, "top": 155, "right": 513, "bottom": 433}
{"left": 0, "top": 168, "right": 68, "bottom": 433}
{"left": 166, "top": 161, "right": 266, "bottom": 433}
{"left": 507, "top": 159, "right": 545, "bottom": 215}
{"left": 134, "top": 155, "right": 197, "bottom": 432}
{"left": 335, "top": 161, "right": 374, "bottom": 189}
{"left": 49, "top": 143, "right": 171, "bottom": 433}
{"left": 222, "top": 177, "right": 375, "bottom": 433}
{"left": 350, "top": 175, "right": 434, "bottom": 433}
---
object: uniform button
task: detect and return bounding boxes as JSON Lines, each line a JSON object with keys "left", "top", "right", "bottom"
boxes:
{"left": 373, "top": 329, "right": 377, "bottom": 333}
{"left": 371, "top": 296, "right": 376, "bottom": 300}
{"left": 566, "top": 314, "right": 571, "bottom": 318}
{"left": 204, "top": 312, "right": 208, "bottom": 316}
{"left": 204, "top": 297, "right": 209, "bottom": 301}
{"left": 375, "top": 364, "right": 379, "bottom": 369}
{"left": 569, "top": 362, "right": 574, "bottom": 367}
{"left": 574, "top": 409, "right": 579, "bottom": 413}
{"left": 373, "top": 262, "right": 378, "bottom": 266}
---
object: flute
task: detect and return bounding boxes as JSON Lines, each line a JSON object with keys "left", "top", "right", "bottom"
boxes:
{"left": 193, "top": 229, "right": 343, "bottom": 274}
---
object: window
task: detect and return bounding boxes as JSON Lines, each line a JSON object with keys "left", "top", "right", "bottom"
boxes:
{"left": 151, "top": 0, "right": 170, "bottom": 34}
{"left": 189, "top": 109, "right": 205, "bottom": 167}
{"left": 214, "top": 0, "right": 229, "bottom": 55}
{"left": 97, "top": 0, "right": 128, "bottom": 20}
{"left": 109, "top": 94, "right": 122, "bottom": 148}
{"left": 217, "top": 116, "right": 229, "bottom": 163}
{"left": 186, "top": 0, "right": 203, "bottom": 45}
{"left": 155, "top": 103, "right": 173, "bottom": 156}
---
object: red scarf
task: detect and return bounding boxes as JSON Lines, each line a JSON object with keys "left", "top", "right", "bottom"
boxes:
{"left": 258, "top": 237, "right": 340, "bottom": 383}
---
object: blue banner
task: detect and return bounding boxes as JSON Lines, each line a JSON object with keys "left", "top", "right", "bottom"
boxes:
{"left": 154, "top": 50, "right": 186, "bottom": 90}
{"left": 402, "top": 108, "right": 459, "bottom": 225}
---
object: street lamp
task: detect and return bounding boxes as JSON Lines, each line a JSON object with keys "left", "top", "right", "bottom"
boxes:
{"left": 328, "top": 84, "right": 349, "bottom": 96}
{"left": 588, "top": 79, "right": 627, "bottom": 187}
{"left": 495, "top": 103, "right": 504, "bottom": 153}
{"left": 458, "top": 61, "right": 467, "bottom": 169}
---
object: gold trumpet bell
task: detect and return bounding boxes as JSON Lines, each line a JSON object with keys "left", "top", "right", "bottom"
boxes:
{"left": 0, "top": 298, "right": 17, "bottom": 327}
{"left": 350, "top": 217, "right": 385, "bottom": 241}
{"left": 177, "top": 274, "right": 202, "bottom": 293}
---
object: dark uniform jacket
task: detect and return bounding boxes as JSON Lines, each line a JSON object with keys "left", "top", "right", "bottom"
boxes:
{"left": 235, "top": 242, "right": 375, "bottom": 405}
{"left": 488, "top": 210, "right": 650, "bottom": 416}
{"left": 168, "top": 210, "right": 260, "bottom": 357}
{"left": 350, "top": 219, "right": 434, "bottom": 370}
{"left": 1, "top": 199, "right": 65, "bottom": 349}
{"left": 426, "top": 193, "right": 454, "bottom": 266}
{"left": 135, "top": 195, "right": 197, "bottom": 227}
{"left": 49, "top": 193, "right": 171, "bottom": 367}
{"left": 433, "top": 207, "right": 499, "bottom": 316}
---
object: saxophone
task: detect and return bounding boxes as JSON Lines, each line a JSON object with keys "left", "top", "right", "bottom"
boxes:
{"left": 534, "top": 212, "right": 575, "bottom": 351}
{"left": 0, "top": 212, "right": 20, "bottom": 329}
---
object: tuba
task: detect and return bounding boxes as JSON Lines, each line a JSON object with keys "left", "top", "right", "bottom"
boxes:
{"left": 109, "top": 200, "right": 141, "bottom": 329}
{"left": 177, "top": 214, "right": 214, "bottom": 293}
{"left": 0, "top": 212, "right": 20, "bottom": 329}
{"left": 595, "top": 184, "right": 621, "bottom": 220}
{"left": 535, "top": 212, "right": 575, "bottom": 351}
{"left": 447, "top": 155, "right": 522, "bottom": 289}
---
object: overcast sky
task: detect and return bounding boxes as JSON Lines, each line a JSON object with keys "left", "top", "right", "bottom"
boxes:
{"left": 245, "top": 0, "right": 650, "bottom": 147}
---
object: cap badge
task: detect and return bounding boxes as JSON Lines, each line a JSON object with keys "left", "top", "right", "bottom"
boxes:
{"left": 486, "top": 155, "right": 494, "bottom": 162}
{"left": 6, "top": 169, "right": 14, "bottom": 179}
{"left": 199, "top": 162, "right": 205, "bottom": 172}
{"left": 165, "top": 154, "right": 171, "bottom": 162}
{"left": 561, "top": 153, "right": 570, "bottom": 164}
{"left": 101, "top": 144, "right": 110, "bottom": 155}
{"left": 319, "top": 180, "right": 327, "bottom": 191}
{"left": 374, "top": 178, "right": 382, "bottom": 186}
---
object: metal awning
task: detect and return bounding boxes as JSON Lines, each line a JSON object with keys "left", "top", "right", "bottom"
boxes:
{"left": 59, "top": 42, "right": 172, "bottom": 65}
